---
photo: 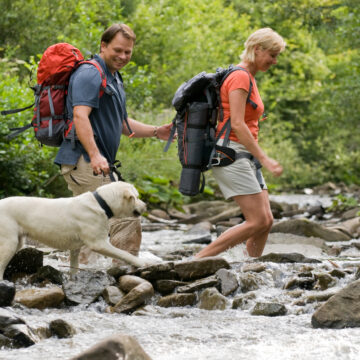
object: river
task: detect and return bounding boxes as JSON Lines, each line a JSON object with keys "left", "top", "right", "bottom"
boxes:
{"left": 1, "top": 193, "right": 360, "bottom": 360}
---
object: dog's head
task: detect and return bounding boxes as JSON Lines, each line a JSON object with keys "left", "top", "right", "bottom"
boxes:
{"left": 95, "top": 182, "right": 146, "bottom": 218}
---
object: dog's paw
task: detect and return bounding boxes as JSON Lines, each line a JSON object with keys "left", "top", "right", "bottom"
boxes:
{"left": 133, "top": 258, "right": 161, "bottom": 268}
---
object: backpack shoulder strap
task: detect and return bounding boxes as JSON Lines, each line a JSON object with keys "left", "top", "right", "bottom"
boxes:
{"left": 81, "top": 59, "right": 112, "bottom": 97}
{"left": 220, "top": 66, "right": 257, "bottom": 110}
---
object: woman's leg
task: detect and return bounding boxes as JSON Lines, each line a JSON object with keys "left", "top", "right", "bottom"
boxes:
{"left": 195, "top": 189, "right": 273, "bottom": 258}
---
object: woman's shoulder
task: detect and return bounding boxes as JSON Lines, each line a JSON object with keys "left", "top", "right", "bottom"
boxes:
{"left": 222, "top": 67, "right": 252, "bottom": 91}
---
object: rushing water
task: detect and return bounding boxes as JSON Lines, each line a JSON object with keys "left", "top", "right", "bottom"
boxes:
{"left": 1, "top": 194, "right": 360, "bottom": 360}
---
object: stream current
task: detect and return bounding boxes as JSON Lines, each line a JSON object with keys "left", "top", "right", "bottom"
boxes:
{"left": 1, "top": 194, "right": 360, "bottom": 360}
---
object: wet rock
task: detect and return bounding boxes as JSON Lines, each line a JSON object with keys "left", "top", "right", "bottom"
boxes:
{"left": 102, "top": 286, "right": 125, "bottom": 306}
{"left": 270, "top": 200, "right": 284, "bottom": 219}
{"left": 176, "top": 276, "right": 219, "bottom": 293}
{"left": 329, "top": 217, "right": 360, "bottom": 239}
{"left": 305, "top": 291, "right": 337, "bottom": 304}
{"left": 198, "top": 287, "right": 228, "bottom": 310}
{"left": 355, "top": 267, "right": 360, "bottom": 280}
{"left": 242, "top": 263, "right": 266, "bottom": 273}
{"left": 268, "top": 232, "right": 327, "bottom": 250}
{"left": 4, "top": 247, "right": 43, "bottom": 280}
{"left": 107, "top": 266, "right": 130, "bottom": 280}
{"left": 216, "top": 217, "right": 243, "bottom": 227}
{"left": 15, "top": 287, "right": 65, "bottom": 309}
{"left": 182, "top": 201, "right": 239, "bottom": 224}
{"left": 185, "top": 221, "right": 213, "bottom": 235}
{"left": 314, "top": 273, "right": 337, "bottom": 290}
{"left": 174, "top": 257, "right": 230, "bottom": 281}
{"left": 251, "top": 302, "right": 287, "bottom": 316}
{"left": 215, "top": 269, "right": 239, "bottom": 296}
{"left": 341, "top": 208, "right": 360, "bottom": 221}
{"left": 329, "top": 269, "right": 346, "bottom": 279}
{"left": 216, "top": 225, "right": 231, "bottom": 237}
{"left": 155, "top": 280, "right": 188, "bottom": 295}
{"left": 312, "top": 279, "right": 360, "bottom": 328}
{"left": 30, "top": 265, "right": 64, "bottom": 285}
{"left": 238, "top": 273, "right": 262, "bottom": 292}
{"left": 284, "top": 277, "right": 316, "bottom": 290}
{"left": 232, "top": 292, "right": 256, "bottom": 310}
{"left": 70, "top": 333, "right": 152, "bottom": 360}
{"left": 62, "top": 270, "right": 114, "bottom": 305}
{"left": 168, "top": 208, "right": 195, "bottom": 221}
{"left": 112, "top": 282, "right": 154, "bottom": 313}
{"left": 133, "top": 262, "right": 177, "bottom": 282}
{"left": 257, "top": 252, "right": 321, "bottom": 264}
{"left": 182, "top": 234, "right": 212, "bottom": 245}
{"left": 157, "top": 293, "right": 196, "bottom": 308}
{"left": 0, "top": 280, "right": 15, "bottom": 307}
{"left": 49, "top": 319, "right": 75, "bottom": 338}
{"left": 2, "top": 324, "right": 36, "bottom": 348}
{"left": 118, "top": 275, "right": 149, "bottom": 293}
{"left": 0, "top": 308, "right": 25, "bottom": 327}
{"left": 149, "top": 209, "right": 171, "bottom": 220}
{"left": 270, "top": 218, "right": 352, "bottom": 242}
{"left": 207, "top": 207, "right": 242, "bottom": 224}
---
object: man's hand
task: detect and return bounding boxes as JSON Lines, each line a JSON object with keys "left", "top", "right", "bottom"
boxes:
{"left": 156, "top": 123, "right": 173, "bottom": 141}
{"left": 90, "top": 153, "right": 110, "bottom": 175}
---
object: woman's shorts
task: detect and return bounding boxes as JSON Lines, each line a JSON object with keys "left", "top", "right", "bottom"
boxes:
{"left": 212, "top": 141, "right": 267, "bottom": 200}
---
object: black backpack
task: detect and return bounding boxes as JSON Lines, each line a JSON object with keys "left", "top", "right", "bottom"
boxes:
{"left": 164, "top": 65, "right": 258, "bottom": 196}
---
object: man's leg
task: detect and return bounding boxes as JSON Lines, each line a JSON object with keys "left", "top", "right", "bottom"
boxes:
{"left": 61, "top": 155, "right": 142, "bottom": 264}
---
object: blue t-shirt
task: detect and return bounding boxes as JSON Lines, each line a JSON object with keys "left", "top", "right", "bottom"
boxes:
{"left": 55, "top": 54, "right": 128, "bottom": 165}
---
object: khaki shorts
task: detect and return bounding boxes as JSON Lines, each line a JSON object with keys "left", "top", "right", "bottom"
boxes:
{"left": 212, "top": 141, "right": 267, "bottom": 200}
{"left": 60, "top": 155, "right": 114, "bottom": 196}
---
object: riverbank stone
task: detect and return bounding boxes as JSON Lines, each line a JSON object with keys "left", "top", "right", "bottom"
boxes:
{"left": 112, "top": 281, "right": 154, "bottom": 314}
{"left": 4, "top": 247, "right": 43, "bottom": 280}
{"left": 49, "top": 319, "right": 75, "bottom": 338}
{"left": 62, "top": 270, "right": 114, "bottom": 305}
{"left": 311, "top": 279, "right": 360, "bottom": 328}
{"left": 256, "top": 252, "right": 321, "bottom": 264}
{"left": 271, "top": 218, "right": 352, "bottom": 242}
{"left": 215, "top": 269, "right": 239, "bottom": 296}
{"left": 0, "top": 281, "right": 15, "bottom": 307}
{"left": 198, "top": 287, "right": 228, "bottom": 310}
{"left": 15, "top": 287, "right": 65, "bottom": 309}
{"left": 251, "top": 302, "right": 287, "bottom": 316}
{"left": 174, "top": 257, "right": 230, "bottom": 281}
{"left": 70, "top": 333, "right": 152, "bottom": 360}
{"left": 176, "top": 276, "right": 219, "bottom": 293}
{"left": 157, "top": 293, "right": 196, "bottom": 308}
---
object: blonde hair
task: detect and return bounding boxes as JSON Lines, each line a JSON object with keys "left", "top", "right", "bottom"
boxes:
{"left": 240, "top": 28, "right": 286, "bottom": 63}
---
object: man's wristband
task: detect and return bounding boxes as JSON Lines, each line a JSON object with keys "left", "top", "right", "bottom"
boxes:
{"left": 153, "top": 126, "right": 158, "bottom": 138}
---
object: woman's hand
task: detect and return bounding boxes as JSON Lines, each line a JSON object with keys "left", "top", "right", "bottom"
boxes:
{"left": 261, "top": 157, "right": 283, "bottom": 177}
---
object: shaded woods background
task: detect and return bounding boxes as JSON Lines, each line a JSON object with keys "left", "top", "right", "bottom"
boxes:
{"left": 0, "top": 0, "right": 359, "bottom": 208}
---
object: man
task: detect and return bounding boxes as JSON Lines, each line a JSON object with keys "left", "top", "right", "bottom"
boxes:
{"left": 55, "top": 23, "right": 171, "bottom": 262}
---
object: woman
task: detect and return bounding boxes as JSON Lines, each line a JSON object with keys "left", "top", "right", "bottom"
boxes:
{"left": 195, "top": 28, "right": 286, "bottom": 259}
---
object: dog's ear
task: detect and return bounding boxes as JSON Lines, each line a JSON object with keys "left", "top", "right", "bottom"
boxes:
{"left": 124, "top": 189, "right": 135, "bottom": 203}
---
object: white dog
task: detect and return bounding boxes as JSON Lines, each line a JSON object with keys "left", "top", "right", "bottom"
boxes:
{"left": 0, "top": 181, "right": 150, "bottom": 280}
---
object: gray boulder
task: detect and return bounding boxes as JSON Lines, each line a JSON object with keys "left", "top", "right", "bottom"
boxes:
{"left": 312, "top": 279, "right": 360, "bottom": 328}
{"left": 70, "top": 333, "right": 152, "bottom": 360}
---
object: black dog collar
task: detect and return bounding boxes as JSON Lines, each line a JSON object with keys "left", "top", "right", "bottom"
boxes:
{"left": 92, "top": 191, "right": 114, "bottom": 219}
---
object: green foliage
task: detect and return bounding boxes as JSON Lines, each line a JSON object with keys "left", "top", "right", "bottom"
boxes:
{"left": 326, "top": 194, "right": 359, "bottom": 213}
{"left": 0, "top": 0, "right": 359, "bottom": 205}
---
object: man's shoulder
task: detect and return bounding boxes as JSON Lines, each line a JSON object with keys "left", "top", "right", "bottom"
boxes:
{"left": 72, "top": 63, "right": 103, "bottom": 85}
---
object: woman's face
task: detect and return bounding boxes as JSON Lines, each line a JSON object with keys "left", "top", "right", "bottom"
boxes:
{"left": 255, "top": 46, "right": 280, "bottom": 72}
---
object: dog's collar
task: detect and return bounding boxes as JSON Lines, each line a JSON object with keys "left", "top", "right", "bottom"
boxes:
{"left": 92, "top": 191, "right": 114, "bottom": 219}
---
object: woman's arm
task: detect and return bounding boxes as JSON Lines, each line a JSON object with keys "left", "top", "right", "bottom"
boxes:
{"left": 229, "top": 89, "right": 283, "bottom": 176}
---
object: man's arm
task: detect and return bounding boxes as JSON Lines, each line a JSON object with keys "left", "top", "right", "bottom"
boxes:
{"left": 122, "top": 118, "right": 172, "bottom": 141}
{"left": 73, "top": 105, "right": 110, "bottom": 175}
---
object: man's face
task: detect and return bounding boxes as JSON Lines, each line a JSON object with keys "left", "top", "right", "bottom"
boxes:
{"left": 100, "top": 32, "right": 133, "bottom": 74}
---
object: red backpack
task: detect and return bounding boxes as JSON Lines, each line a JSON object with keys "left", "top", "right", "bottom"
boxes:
{"left": 1, "top": 43, "right": 107, "bottom": 146}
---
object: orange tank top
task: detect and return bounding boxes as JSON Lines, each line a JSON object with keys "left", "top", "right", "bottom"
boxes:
{"left": 216, "top": 67, "right": 265, "bottom": 143}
